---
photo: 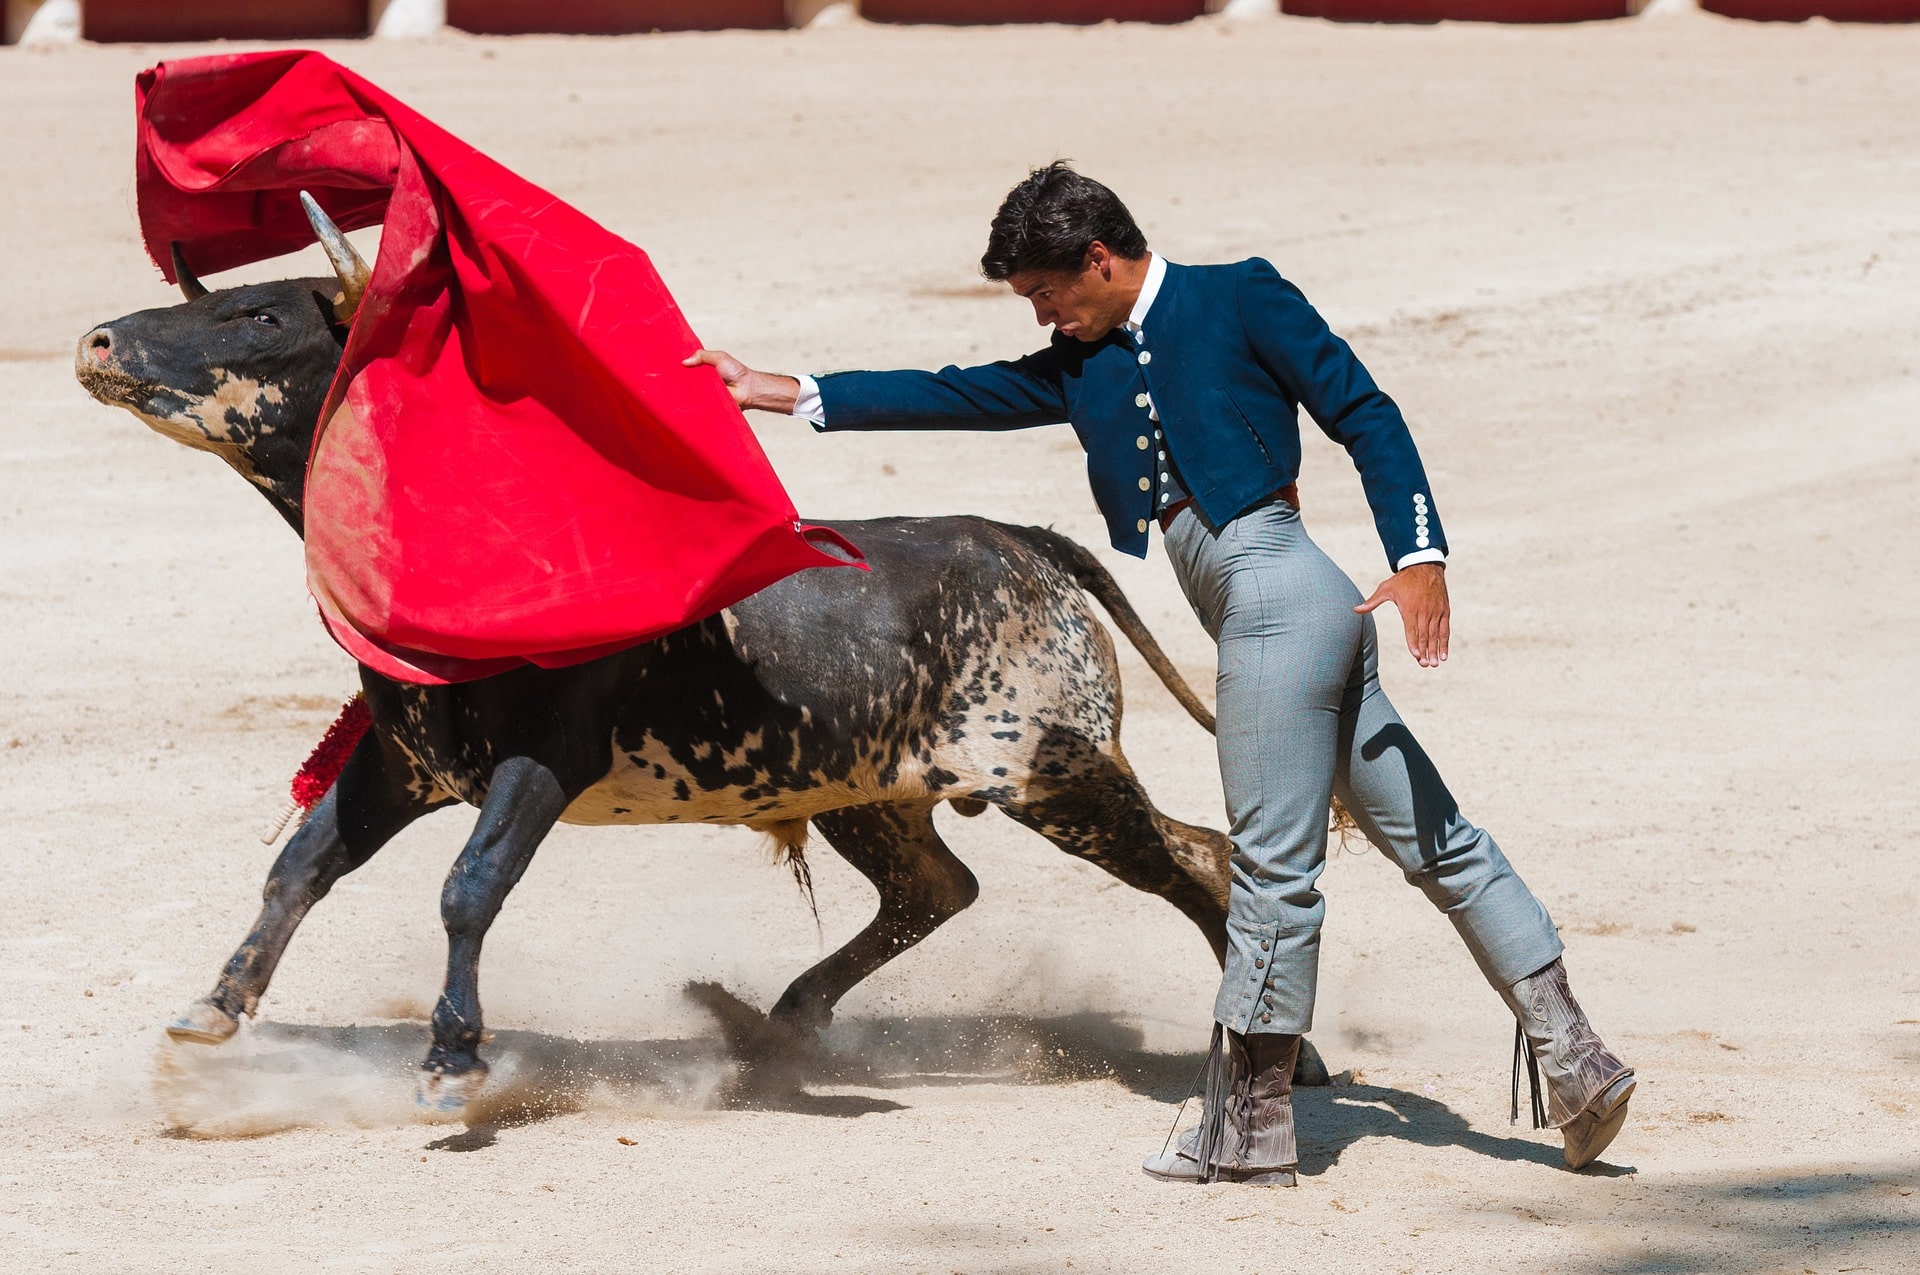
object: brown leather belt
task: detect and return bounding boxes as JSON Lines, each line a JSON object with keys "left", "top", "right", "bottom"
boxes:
{"left": 1158, "top": 483, "right": 1298, "bottom": 533}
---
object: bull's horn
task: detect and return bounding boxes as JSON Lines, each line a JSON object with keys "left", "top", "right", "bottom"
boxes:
{"left": 299, "top": 190, "right": 371, "bottom": 323}
{"left": 170, "top": 243, "right": 209, "bottom": 301}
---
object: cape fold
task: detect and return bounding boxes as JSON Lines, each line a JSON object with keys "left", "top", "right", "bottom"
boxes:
{"left": 136, "top": 50, "right": 861, "bottom": 684}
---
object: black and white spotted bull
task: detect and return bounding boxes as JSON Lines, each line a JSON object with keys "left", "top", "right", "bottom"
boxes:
{"left": 76, "top": 205, "right": 1324, "bottom": 1113}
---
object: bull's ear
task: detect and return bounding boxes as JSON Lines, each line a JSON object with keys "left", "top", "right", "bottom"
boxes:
{"left": 312, "top": 290, "right": 353, "bottom": 340}
{"left": 299, "top": 191, "right": 371, "bottom": 324}
{"left": 171, "top": 244, "right": 209, "bottom": 302}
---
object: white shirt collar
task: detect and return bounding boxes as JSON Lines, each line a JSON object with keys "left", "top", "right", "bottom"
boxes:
{"left": 1123, "top": 252, "right": 1167, "bottom": 337}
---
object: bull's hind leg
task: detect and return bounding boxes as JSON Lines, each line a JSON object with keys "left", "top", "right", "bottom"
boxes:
{"left": 767, "top": 801, "right": 979, "bottom": 1035}
{"left": 167, "top": 735, "right": 443, "bottom": 1044}
{"left": 1000, "top": 731, "right": 1331, "bottom": 1086}
{"left": 1001, "top": 727, "right": 1231, "bottom": 964}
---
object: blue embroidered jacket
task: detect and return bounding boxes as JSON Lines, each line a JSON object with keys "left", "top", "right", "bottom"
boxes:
{"left": 815, "top": 257, "right": 1444, "bottom": 568}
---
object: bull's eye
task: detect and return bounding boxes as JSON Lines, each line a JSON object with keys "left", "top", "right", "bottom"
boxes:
{"left": 249, "top": 312, "right": 281, "bottom": 327}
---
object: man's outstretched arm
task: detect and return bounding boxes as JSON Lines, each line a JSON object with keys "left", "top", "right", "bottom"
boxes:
{"left": 684, "top": 347, "right": 1069, "bottom": 432}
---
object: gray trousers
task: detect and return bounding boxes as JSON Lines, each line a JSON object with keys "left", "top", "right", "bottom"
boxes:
{"left": 1164, "top": 498, "right": 1564, "bottom": 1035}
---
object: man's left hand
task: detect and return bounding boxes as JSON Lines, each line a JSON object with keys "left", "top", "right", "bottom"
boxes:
{"left": 1355, "top": 562, "right": 1449, "bottom": 668}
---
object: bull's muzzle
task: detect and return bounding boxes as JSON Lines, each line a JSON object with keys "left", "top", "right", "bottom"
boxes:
{"left": 81, "top": 325, "right": 114, "bottom": 364}
{"left": 74, "top": 324, "right": 146, "bottom": 406}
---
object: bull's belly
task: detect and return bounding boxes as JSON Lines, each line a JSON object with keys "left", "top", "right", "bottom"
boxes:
{"left": 556, "top": 743, "right": 1009, "bottom": 829}
{"left": 558, "top": 768, "right": 854, "bottom": 829}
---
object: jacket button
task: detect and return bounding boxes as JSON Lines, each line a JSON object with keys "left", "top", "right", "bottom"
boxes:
{"left": 1259, "top": 940, "right": 1269, "bottom": 951}
{"left": 1260, "top": 1013, "right": 1272, "bottom": 1024}
{"left": 1138, "top": 477, "right": 1151, "bottom": 491}
{"left": 1137, "top": 350, "right": 1152, "bottom": 365}
{"left": 1135, "top": 518, "right": 1148, "bottom": 534}
{"left": 1255, "top": 959, "right": 1265, "bottom": 969}
{"left": 1135, "top": 393, "right": 1150, "bottom": 408}
{"left": 1136, "top": 436, "right": 1149, "bottom": 450}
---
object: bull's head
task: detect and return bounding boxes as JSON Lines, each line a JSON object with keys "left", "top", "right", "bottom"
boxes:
{"left": 75, "top": 194, "right": 370, "bottom": 537}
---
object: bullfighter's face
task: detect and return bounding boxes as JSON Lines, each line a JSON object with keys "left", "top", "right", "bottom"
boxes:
{"left": 1006, "top": 242, "right": 1141, "bottom": 343}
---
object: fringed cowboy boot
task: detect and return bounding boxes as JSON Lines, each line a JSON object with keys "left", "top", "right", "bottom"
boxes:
{"left": 1142, "top": 1026, "right": 1299, "bottom": 1186}
{"left": 1501, "top": 957, "right": 1636, "bottom": 1170}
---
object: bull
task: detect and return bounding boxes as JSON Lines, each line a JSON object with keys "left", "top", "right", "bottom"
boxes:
{"left": 76, "top": 201, "right": 1325, "bottom": 1114}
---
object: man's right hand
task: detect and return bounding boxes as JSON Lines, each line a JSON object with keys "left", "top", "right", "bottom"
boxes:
{"left": 682, "top": 349, "right": 801, "bottom": 415}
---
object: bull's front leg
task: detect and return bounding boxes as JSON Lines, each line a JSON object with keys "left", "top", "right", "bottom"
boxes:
{"left": 416, "top": 755, "right": 570, "bottom": 1116}
{"left": 168, "top": 737, "right": 441, "bottom": 1044}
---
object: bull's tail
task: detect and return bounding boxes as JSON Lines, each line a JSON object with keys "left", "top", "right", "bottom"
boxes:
{"left": 1007, "top": 524, "right": 1216, "bottom": 736}
{"left": 1008, "top": 523, "right": 1361, "bottom": 837}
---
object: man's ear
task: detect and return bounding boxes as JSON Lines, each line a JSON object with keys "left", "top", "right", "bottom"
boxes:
{"left": 1086, "top": 241, "right": 1112, "bottom": 279}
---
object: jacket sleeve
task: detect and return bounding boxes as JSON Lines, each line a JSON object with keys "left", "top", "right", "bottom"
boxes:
{"left": 1235, "top": 258, "right": 1447, "bottom": 570}
{"left": 813, "top": 347, "right": 1068, "bottom": 433}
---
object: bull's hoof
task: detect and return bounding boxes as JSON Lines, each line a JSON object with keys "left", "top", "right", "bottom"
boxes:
{"left": 688, "top": 980, "right": 822, "bottom": 1057}
{"left": 165, "top": 999, "right": 239, "bottom": 1045}
{"left": 415, "top": 1064, "right": 488, "bottom": 1120}
{"left": 1293, "top": 1036, "right": 1332, "bottom": 1088}
{"left": 683, "top": 981, "right": 861, "bottom": 1100}
{"left": 767, "top": 996, "right": 833, "bottom": 1039}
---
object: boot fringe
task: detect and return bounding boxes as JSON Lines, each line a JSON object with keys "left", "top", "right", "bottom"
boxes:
{"left": 1195, "top": 1023, "right": 1232, "bottom": 1184}
{"left": 1511, "top": 1020, "right": 1547, "bottom": 1129}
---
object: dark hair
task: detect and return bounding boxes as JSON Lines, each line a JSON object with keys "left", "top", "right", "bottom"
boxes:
{"left": 980, "top": 161, "right": 1148, "bottom": 281}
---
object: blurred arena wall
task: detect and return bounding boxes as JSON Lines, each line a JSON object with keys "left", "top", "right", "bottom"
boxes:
{"left": 2, "top": 0, "right": 1914, "bottom": 45}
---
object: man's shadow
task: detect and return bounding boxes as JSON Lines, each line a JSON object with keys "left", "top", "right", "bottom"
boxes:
{"left": 1292, "top": 1082, "right": 1624, "bottom": 1175}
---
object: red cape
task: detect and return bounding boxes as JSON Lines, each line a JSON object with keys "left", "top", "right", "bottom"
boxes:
{"left": 135, "top": 50, "right": 860, "bottom": 684}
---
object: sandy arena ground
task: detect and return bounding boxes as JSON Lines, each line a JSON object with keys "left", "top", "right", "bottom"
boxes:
{"left": 2, "top": 9, "right": 1917, "bottom": 1272}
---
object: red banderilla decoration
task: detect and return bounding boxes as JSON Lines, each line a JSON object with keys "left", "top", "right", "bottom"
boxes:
{"left": 260, "top": 693, "right": 373, "bottom": 844}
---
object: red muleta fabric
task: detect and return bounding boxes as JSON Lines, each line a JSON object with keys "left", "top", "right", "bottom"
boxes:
{"left": 135, "top": 50, "right": 862, "bottom": 684}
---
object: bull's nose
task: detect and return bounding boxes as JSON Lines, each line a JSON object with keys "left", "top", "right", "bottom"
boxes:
{"left": 83, "top": 327, "right": 114, "bottom": 363}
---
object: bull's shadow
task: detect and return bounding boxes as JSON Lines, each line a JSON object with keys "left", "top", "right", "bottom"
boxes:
{"left": 684, "top": 981, "right": 1213, "bottom": 1104}
{"left": 158, "top": 981, "right": 1615, "bottom": 1175}
{"left": 160, "top": 985, "right": 1209, "bottom": 1138}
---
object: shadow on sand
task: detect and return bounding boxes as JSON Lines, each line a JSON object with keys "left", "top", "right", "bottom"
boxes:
{"left": 1293, "top": 1082, "right": 1593, "bottom": 1175}
{"left": 159, "top": 979, "right": 1646, "bottom": 1184}
{"left": 159, "top": 982, "right": 1209, "bottom": 1138}
{"left": 1555, "top": 1166, "right": 1920, "bottom": 1275}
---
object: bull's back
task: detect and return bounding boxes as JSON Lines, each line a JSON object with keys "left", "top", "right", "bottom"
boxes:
{"left": 561, "top": 516, "right": 1119, "bottom": 827}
